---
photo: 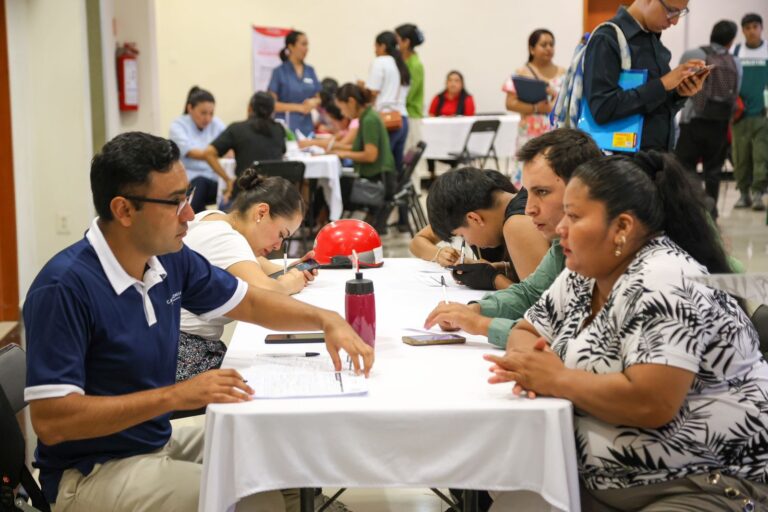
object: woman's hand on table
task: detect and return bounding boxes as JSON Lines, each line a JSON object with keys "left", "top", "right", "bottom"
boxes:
{"left": 321, "top": 312, "right": 374, "bottom": 377}
{"left": 484, "top": 338, "right": 563, "bottom": 399}
{"left": 424, "top": 302, "right": 489, "bottom": 335}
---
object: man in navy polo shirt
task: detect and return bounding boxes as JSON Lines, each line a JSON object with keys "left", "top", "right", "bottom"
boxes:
{"left": 23, "top": 132, "right": 373, "bottom": 512}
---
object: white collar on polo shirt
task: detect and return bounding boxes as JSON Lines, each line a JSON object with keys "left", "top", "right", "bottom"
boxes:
{"left": 85, "top": 217, "right": 168, "bottom": 326}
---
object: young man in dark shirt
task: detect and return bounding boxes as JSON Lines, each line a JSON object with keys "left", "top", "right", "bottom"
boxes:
{"left": 583, "top": 0, "right": 708, "bottom": 151}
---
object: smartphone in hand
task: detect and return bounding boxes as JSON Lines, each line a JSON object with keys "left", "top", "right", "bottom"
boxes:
{"left": 269, "top": 258, "right": 320, "bottom": 279}
{"left": 689, "top": 64, "right": 716, "bottom": 76}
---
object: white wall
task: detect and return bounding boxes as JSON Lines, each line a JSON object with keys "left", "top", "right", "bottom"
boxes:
{"left": 7, "top": 0, "right": 94, "bottom": 299}
{"left": 153, "top": 0, "right": 583, "bottom": 134}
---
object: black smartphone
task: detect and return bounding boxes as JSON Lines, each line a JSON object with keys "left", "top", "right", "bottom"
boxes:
{"left": 402, "top": 334, "right": 466, "bottom": 346}
{"left": 268, "top": 258, "right": 320, "bottom": 279}
{"left": 265, "top": 332, "right": 325, "bottom": 344}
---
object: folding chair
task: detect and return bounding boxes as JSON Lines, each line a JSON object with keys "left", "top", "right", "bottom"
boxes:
{"left": 251, "top": 160, "right": 312, "bottom": 256}
{"left": 384, "top": 141, "right": 428, "bottom": 236}
{"left": 0, "top": 344, "right": 50, "bottom": 512}
{"left": 448, "top": 119, "right": 501, "bottom": 170}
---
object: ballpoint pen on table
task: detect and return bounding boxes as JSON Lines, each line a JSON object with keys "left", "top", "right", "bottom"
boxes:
{"left": 263, "top": 352, "right": 321, "bottom": 358}
{"left": 441, "top": 275, "right": 448, "bottom": 304}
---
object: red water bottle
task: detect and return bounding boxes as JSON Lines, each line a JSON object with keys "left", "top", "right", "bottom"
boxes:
{"left": 345, "top": 271, "right": 376, "bottom": 348}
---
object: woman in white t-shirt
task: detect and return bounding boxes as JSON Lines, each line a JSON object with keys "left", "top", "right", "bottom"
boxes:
{"left": 364, "top": 30, "right": 411, "bottom": 232}
{"left": 177, "top": 169, "right": 316, "bottom": 381}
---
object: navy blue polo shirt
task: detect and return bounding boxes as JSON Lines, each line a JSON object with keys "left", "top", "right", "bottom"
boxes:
{"left": 267, "top": 60, "right": 321, "bottom": 137}
{"left": 23, "top": 218, "right": 247, "bottom": 503}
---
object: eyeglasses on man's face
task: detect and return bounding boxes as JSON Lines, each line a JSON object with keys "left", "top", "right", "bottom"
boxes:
{"left": 122, "top": 187, "right": 195, "bottom": 216}
{"left": 658, "top": 0, "right": 689, "bottom": 20}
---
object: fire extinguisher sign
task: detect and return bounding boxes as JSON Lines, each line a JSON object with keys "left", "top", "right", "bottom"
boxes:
{"left": 116, "top": 43, "right": 139, "bottom": 111}
{"left": 122, "top": 59, "right": 138, "bottom": 107}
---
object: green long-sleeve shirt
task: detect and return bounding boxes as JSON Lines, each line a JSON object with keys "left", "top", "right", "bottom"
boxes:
{"left": 476, "top": 240, "right": 565, "bottom": 348}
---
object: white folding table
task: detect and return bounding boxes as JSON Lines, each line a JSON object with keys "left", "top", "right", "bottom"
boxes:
{"left": 199, "top": 258, "right": 580, "bottom": 512}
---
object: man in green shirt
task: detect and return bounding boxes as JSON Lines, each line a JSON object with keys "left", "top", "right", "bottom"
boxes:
{"left": 424, "top": 128, "right": 602, "bottom": 347}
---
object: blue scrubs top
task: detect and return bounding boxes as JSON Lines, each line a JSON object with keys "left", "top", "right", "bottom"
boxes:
{"left": 267, "top": 60, "right": 321, "bottom": 137}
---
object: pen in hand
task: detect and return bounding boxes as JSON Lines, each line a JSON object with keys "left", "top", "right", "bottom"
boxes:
{"left": 459, "top": 240, "right": 466, "bottom": 265}
{"left": 441, "top": 275, "right": 448, "bottom": 304}
{"left": 283, "top": 240, "right": 288, "bottom": 276}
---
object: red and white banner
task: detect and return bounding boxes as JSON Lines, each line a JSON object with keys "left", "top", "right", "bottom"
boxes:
{"left": 251, "top": 26, "right": 291, "bottom": 93}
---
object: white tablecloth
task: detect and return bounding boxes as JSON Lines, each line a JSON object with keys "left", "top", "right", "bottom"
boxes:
{"left": 420, "top": 114, "right": 520, "bottom": 160}
{"left": 199, "top": 258, "right": 580, "bottom": 512}
{"left": 217, "top": 154, "right": 343, "bottom": 220}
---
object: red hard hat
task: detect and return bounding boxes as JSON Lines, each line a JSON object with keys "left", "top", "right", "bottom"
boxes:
{"left": 313, "top": 220, "right": 384, "bottom": 268}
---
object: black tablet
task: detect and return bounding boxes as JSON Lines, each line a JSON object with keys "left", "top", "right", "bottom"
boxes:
{"left": 511, "top": 76, "right": 548, "bottom": 104}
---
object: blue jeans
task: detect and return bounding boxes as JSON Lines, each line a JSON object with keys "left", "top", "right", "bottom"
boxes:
{"left": 388, "top": 116, "right": 409, "bottom": 226}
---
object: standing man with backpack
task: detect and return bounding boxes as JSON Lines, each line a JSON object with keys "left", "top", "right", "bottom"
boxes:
{"left": 580, "top": 0, "right": 708, "bottom": 151}
{"left": 675, "top": 20, "right": 741, "bottom": 217}
{"left": 732, "top": 13, "right": 768, "bottom": 210}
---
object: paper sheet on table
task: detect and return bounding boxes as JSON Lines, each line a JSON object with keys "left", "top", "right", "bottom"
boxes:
{"left": 689, "top": 273, "right": 768, "bottom": 303}
{"left": 240, "top": 355, "right": 368, "bottom": 399}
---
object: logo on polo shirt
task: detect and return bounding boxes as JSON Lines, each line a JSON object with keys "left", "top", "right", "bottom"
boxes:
{"left": 166, "top": 291, "right": 182, "bottom": 305}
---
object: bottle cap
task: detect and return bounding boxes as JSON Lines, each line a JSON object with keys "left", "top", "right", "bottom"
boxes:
{"left": 346, "top": 272, "right": 373, "bottom": 294}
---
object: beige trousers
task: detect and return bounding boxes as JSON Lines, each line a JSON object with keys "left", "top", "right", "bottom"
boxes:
{"left": 53, "top": 425, "right": 299, "bottom": 512}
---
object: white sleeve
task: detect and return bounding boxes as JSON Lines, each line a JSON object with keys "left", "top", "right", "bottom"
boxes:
{"left": 367, "top": 57, "right": 386, "bottom": 92}
{"left": 185, "top": 223, "right": 258, "bottom": 271}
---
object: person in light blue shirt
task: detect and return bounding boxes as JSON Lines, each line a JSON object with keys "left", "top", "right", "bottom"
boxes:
{"left": 268, "top": 30, "right": 321, "bottom": 138}
{"left": 169, "top": 86, "right": 226, "bottom": 212}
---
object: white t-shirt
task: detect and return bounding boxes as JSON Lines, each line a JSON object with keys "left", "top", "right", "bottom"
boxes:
{"left": 181, "top": 210, "right": 259, "bottom": 340}
{"left": 733, "top": 39, "right": 768, "bottom": 59}
{"left": 367, "top": 55, "right": 409, "bottom": 116}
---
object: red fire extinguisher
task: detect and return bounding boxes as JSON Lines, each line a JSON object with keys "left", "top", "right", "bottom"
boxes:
{"left": 116, "top": 43, "right": 139, "bottom": 111}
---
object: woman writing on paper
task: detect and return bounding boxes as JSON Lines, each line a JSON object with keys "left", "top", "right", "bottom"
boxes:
{"left": 177, "top": 169, "right": 316, "bottom": 381}
{"left": 330, "top": 83, "right": 396, "bottom": 233}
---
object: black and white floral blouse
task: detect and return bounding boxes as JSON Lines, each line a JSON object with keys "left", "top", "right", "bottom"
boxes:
{"left": 525, "top": 235, "right": 768, "bottom": 491}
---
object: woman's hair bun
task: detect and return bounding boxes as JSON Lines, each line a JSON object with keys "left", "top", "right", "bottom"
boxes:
{"left": 236, "top": 168, "right": 266, "bottom": 191}
{"left": 633, "top": 151, "right": 665, "bottom": 180}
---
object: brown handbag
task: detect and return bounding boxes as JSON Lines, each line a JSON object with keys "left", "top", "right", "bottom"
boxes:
{"left": 379, "top": 110, "right": 403, "bottom": 132}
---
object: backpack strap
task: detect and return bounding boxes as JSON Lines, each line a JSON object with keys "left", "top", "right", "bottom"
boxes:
{"left": 588, "top": 22, "right": 632, "bottom": 70}
{"left": 734, "top": 44, "right": 741, "bottom": 56}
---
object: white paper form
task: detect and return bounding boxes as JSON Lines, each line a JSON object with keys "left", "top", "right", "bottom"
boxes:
{"left": 240, "top": 355, "right": 368, "bottom": 399}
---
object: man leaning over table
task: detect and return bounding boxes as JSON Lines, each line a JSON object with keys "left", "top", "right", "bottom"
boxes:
{"left": 424, "top": 128, "right": 602, "bottom": 346}
{"left": 23, "top": 132, "right": 373, "bottom": 512}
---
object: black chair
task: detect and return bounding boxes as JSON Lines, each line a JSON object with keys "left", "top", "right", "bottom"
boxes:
{"left": 0, "top": 344, "right": 50, "bottom": 512}
{"left": 384, "top": 141, "right": 428, "bottom": 236}
{"left": 448, "top": 119, "right": 501, "bottom": 170}
{"left": 251, "top": 160, "right": 312, "bottom": 255}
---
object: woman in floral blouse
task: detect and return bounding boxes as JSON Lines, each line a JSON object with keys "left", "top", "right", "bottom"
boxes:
{"left": 487, "top": 152, "right": 768, "bottom": 511}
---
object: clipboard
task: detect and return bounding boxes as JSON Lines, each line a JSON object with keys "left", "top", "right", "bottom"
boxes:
{"left": 577, "top": 69, "right": 648, "bottom": 153}
{"left": 511, "top": 76, "right": 548, "bottom": 104}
